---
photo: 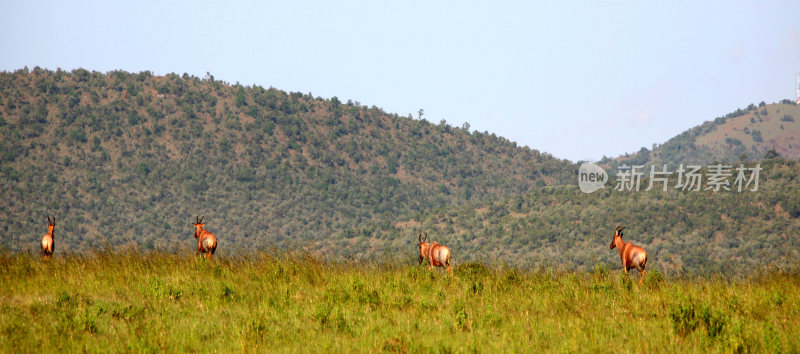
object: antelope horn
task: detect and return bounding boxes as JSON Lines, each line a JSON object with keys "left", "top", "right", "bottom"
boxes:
{"left": 52, "top": 216, "right": 55, "bottom": 225}
{"left": 195, "top": 215, "right": 199, "bottom": 223}
{"left": 424, "top": 232, "right": 428, "bottom": 243}
{"left": 200, "top": 216, "right": 204, "bottom": 224}
{"left": 418, "top": 233, "right": 422, "bottom": 243}
{"left": 47, "top": 216, "right": 51, "bottom": 225}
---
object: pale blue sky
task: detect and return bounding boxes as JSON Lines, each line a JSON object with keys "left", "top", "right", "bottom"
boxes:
{"left": 2, "top": 1, "right": 799, "bottom": 161}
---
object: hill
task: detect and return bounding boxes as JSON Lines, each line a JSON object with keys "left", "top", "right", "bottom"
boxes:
{"left": 0, "top": 67, "right": 574, "bottom": 255}
{"left": 344, "top": 158, "right": 800, "bottom": 273}
{"left": 603, "top": 102, "right": 800, "bottom": 168}
{"left": 2, "top": 67, "right": 799, "bottom": 273}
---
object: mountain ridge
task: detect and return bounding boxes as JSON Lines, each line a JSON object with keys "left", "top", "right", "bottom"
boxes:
{"left": 603, "top": 101, "right": 800, "bottom": 168}
{"left": 0, "top": 67, "right": 573, "bottom": 255}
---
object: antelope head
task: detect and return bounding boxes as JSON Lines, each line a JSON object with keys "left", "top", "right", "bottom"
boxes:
{"left": 47, "top": 216, "right": 55, "bottom": 234}
{"left": 417, "top": 232, "right": 430, "bottom": 264}
{"left": 192, "top": 215, "right": 206, "bottom": 239}
{"left": 610, "top": 225, "right": 625, "bottom": 249}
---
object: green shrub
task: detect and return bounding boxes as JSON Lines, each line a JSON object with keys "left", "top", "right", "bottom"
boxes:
{"left": 670, "top": 299, "right": 699, "bottom": 336}
{"left": 645, "top": 269, "right": 665, "bottom": 287}
{"left": 452, "top": 301, "right": 469, "bottom": 331}
{"left": 68, "top": 128, "right": 87, "bottom": 143}
{"left": 454, "top": 262, "right": 490, "bottom": 278}
{"left": 700, "top": 306, "right": 727, "bottom": 338}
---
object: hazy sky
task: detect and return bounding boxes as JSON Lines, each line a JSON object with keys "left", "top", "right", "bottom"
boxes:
{"left": 2, "top": 1, "right": 799, "bottom": 161}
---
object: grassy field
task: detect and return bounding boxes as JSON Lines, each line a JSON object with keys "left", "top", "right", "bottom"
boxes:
{"left": 1, "top": 250, "right": 798, "bottom": 353}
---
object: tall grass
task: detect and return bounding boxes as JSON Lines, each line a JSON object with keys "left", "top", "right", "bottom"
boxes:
{"left": 1, "top": 250, "right": 798, "bottom": 352}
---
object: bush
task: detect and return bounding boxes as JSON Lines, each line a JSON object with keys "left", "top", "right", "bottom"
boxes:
{"left": 455, "top": 262, "right": 491, "bottom": 278}
{"left": 670, "top": 299, "right": 699, "bottom": 336}
{"left": 452, "top": 301, "right": 470, "bottom": 331}
{"left": 670, "top": 297, "right": 728, "bottom": 339}
{"left": 699, "top": 306, "right": 727, "bottom": 338}
{"left": 68, "top": 129, "right": 87, "bottom": 143}
{"left": 645, "top": 269, "right": 665, "bottom": 287}
{"left": 136, "top": 162, "right": 150, "bottom": 176}
{"left": 725, "top": 137, "right": 742, "bottom": 146}
{"left": 235, "top": 167, "right": 256, "bottom": 182}
{"left": 127, "top": 111, "right": 140, "bottom": 125}
{"left": 751, "top": 130, "right": 763, "bottom": 143}
{"left": 185, "top": 180, "right": 208, "bottom": 193}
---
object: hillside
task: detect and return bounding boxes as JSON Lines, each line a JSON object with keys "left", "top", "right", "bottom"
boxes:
{"left": 603, "top": 102, "right": 800, "bottom": 168}
{"left": 0, "top": 68, "right": 574, "bottom": 255}
{"left": 344, "top": 158, "right": 800, "bottom": 273}
{"left": 2, "top": 68, "right": 799, "bottom": 273}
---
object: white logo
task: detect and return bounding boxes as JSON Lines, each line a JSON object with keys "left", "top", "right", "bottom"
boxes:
{"left": 578, "top": 162, "right": 608, "bottom": 193}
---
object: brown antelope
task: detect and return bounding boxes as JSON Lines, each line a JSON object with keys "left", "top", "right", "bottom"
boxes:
{"left": 41, "top": 216, "right": 55, "bottom": 260}
{"left": 610, "top": 225, "right": 648, "bottom": 284}
{"left": 417, "top": 232, "right": 451, "bottom": 272}
{"left": 192, "top": 216, "right": 217, "bottom": 259}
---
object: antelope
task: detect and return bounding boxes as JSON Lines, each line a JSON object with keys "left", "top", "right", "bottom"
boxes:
{"left": 610, "top": 225, "right": 648, "bottom": 284}
{"left": 192, "top": 216, "right": 217, "bottom": 259}
{"left": 417, "top": 232, "right": 451, "bottom": 272}
{"left": 41, "top": 216, "right": 55, "bottom": 260}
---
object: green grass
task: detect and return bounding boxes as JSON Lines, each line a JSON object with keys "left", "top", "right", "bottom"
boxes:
{"left": 1, "top": 250, "right": 798, "bottom": 352}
